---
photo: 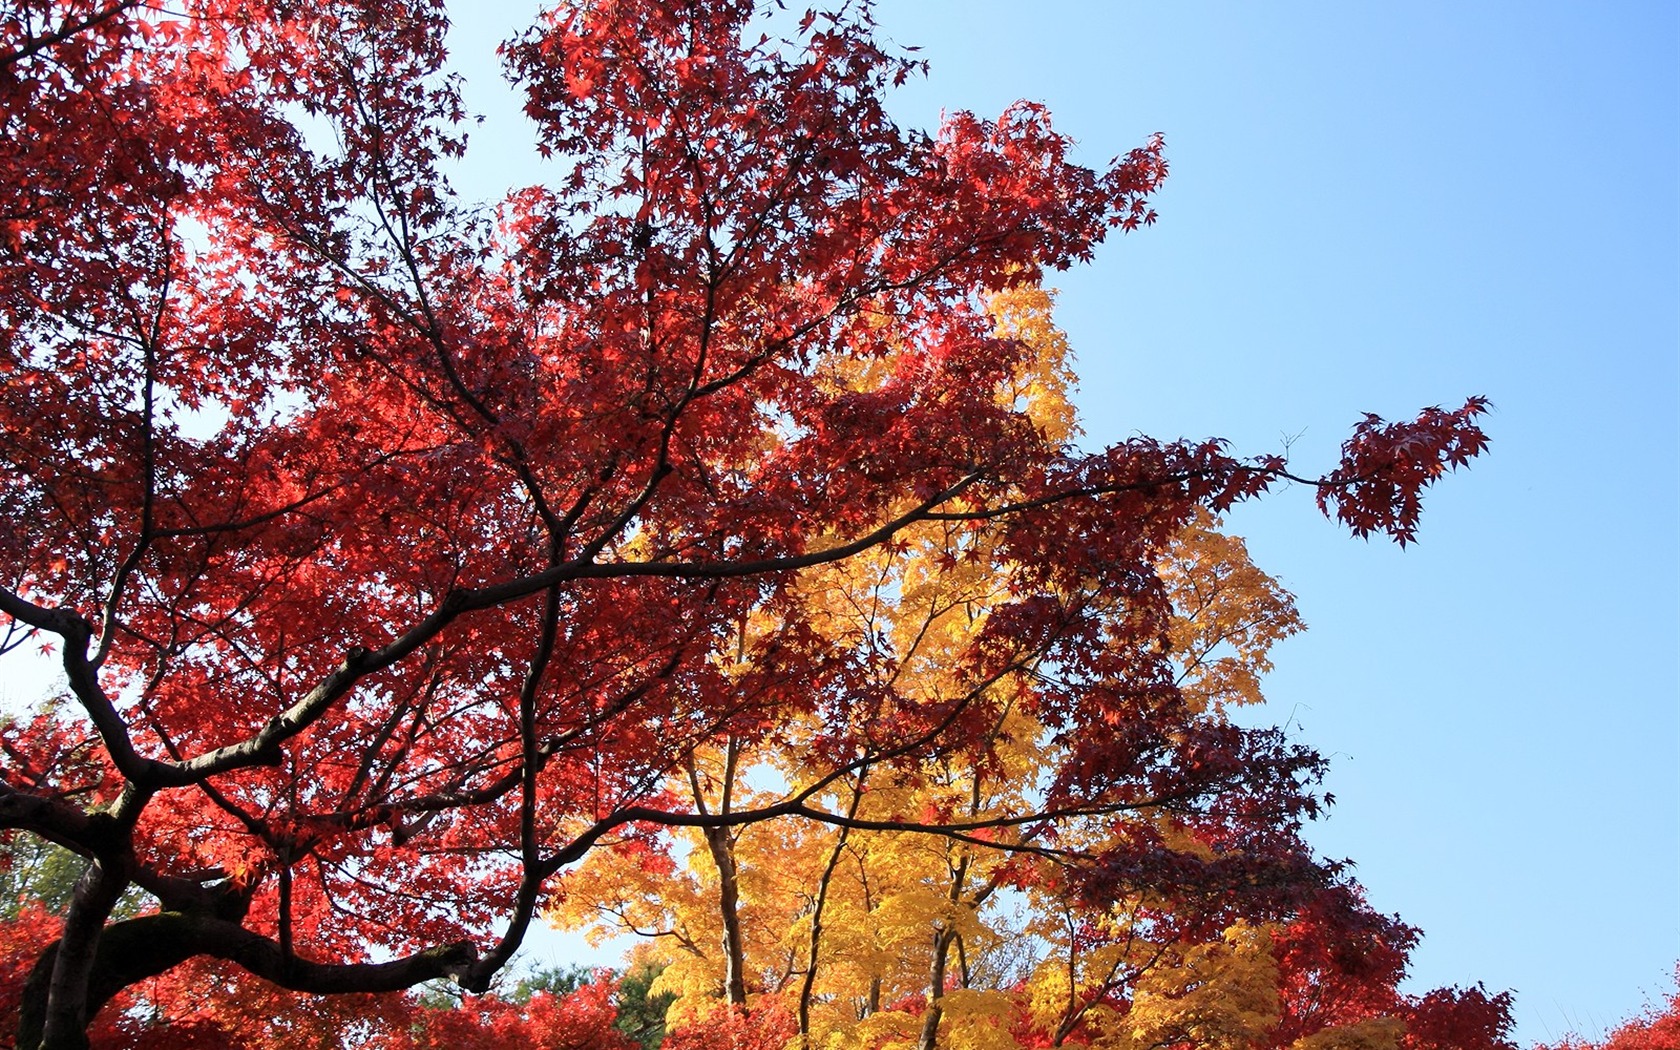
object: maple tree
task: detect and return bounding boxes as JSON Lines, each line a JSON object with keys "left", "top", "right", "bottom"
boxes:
{"left": 0, "top": 0, "right": 1493, "bottom": 1047}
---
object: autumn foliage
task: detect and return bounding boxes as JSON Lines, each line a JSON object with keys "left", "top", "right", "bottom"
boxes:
{"left": 1534, "top": 970, "right": 1680, "bottom": 1050}
{"left": 0, "top": 0, "right": 1496, "bottom": 1047}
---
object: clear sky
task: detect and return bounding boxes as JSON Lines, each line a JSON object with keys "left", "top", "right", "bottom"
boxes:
{"left": 435, "top": 2, "right": 1678, "bottom": 1043}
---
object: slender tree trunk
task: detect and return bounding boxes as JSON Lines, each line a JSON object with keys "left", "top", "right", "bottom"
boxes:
{"left": 915, "top": 926, "right": 959, "bottom": 1050}
{"left": 797, "top": 769, "right": 867, "bottom": 1049}
{"left": 690, "top": 738, "right": 748, "bottom": 1007}
{"left": 856, "top": 853, "right": 880, "bottom": 1018}
{"left": 703, "top": 822, "right": 749, "bottom": 1006}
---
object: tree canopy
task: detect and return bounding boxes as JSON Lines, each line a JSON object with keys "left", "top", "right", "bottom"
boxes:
{"left": 0, "top": 1, "right": 1491, "bottom": 1047}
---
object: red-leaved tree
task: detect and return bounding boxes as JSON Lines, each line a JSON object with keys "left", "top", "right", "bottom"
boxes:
{"left": 0, "top": 1, "right": 1490, "bottom": 1047}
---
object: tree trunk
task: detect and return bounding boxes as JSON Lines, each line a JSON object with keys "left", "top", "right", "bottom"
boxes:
{"left": 702, "top": 822, "right": 749, "bottom": 1007}
{"left": 32, "top": 857, "right": 128, "bottom": 1050}
{"left": 690, "top": 738, "right": 748, "bottom": 1007}
{"left": 915, "top": 926, "right": 959, "bottom": 1050}
{"left": 797, "top": 771, "right": 865, "bottom": 1049}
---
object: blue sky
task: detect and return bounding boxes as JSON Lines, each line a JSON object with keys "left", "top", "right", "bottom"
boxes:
{"left": 440, "top": 2, "right": 1674, "bottom": 1042}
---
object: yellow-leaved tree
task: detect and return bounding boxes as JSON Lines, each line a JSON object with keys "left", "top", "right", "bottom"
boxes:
{"left": 544, "top": 287, "right": 1499, "bottom": 1050}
